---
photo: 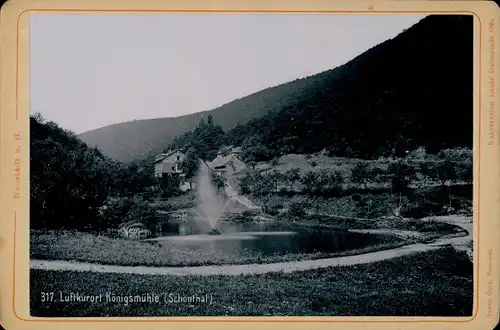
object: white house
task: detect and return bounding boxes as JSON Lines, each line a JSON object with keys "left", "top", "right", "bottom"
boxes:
{"left": 153, "top": 149, "right": 186, "bottom": 178}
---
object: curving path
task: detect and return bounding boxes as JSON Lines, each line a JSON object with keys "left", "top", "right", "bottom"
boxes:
{"left": 30, "top": 216, "right": 472, "bottom": 276}
{"left": 30, "top": 242, "right": 441, "bottom": 276}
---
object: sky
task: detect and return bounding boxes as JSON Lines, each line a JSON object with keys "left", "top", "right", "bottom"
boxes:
{"left": 30, "top": 13, "right": 426, "bottom": 134}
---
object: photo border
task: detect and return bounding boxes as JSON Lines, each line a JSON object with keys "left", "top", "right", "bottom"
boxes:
{"left": 1, "top": 1, "right": 499, "bottom": 329}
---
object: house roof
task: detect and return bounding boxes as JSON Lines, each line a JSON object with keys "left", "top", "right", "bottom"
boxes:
{"left": 154, "top": 149, "right": 183, "bottom": 163}
{"left": 209, "top": 154, "right": 246, "bottom": 172}
{"left": 217, "top": 145, "right": 243, "bottom": 155}
{"left": 217, "top": 145, "right": 233, "bottom": 155}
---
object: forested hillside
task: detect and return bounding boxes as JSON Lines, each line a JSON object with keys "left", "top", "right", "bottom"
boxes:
{"left": 225, "top": 15, "right": 473, "bottom": 159}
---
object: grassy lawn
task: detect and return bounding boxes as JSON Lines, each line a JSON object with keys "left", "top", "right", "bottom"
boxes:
{"left": 30, "top": 246, "right": 473, "bottom": 317}
{"left": 30, "top": 230, "right": 407, "bottom": 267}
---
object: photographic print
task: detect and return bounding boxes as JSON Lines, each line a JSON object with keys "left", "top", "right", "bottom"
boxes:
{"left": 27, "top": 11, "right": 475, "bottom": 318}
{"left": 1, "top": 1, "right": 499, "bottom": 328}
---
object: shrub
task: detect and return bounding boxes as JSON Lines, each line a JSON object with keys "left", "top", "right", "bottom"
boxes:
{"left": 239, "top": 174, "right": 252, "bottom": 195}
{"left": 238, "top": 171, "right": 274, "bottom": 197}
{"left": 351, "top": 193, "right": 362, "bottom": 202}
{"left": 263, "top": 198, "right": 281, "bottom": 216}
{"left": 104, "top": 228, "right": 121, "bottom": 239}
{"left": 232, "top": 209, "right": 259, "bottom": 222}
{"left": 159, "top": 175, "right": 182, "bottom": 197}
{"left": 253, "top": 178, "right": 274, "bottom": 197}
{"left": 438, "top": 148, "right": 472, "bottom": 162}
{"left": 406, "top": 146, "right": 427, "bottom": 161}
{"left": 288, "top": 201, "right": 307, "bottom": 218}
{"left": 98, "top": 196, "right": 158, "bottom": 232}
{"left": 283, "top": 168, "right": 301, "bottom": 192}
{"left": 210, "top": 172, "right": 227, "bottom": 191}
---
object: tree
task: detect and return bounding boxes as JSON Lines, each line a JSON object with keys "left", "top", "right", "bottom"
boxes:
{"left": 242, "top": 135, "right": 271, "bottom": 162}
{"left": 436, "top": 159, "right": 458, "bottom": 187}
{"left": 182, "top": 147, "right": 200, "bottom": 186}
{"left": 328, "top": 170, "right": 345, "bottom": 195}
{"left": 317, "top": 169, "right": 344, "bottom": 195}
{"left": 350, "top": 161, "right": 375, "bottom": 189}
{"left": 268, "top": 169, "right": 283, "bottom": 193}
{"left": 167, "top": 116, "right": 225, "bottom": 162}
{"left": 301, "top": 171, "right": 319, "bottom": 197}
{"left": 198, "top": 116, "right": 206, "bottom": 127}
{"left": 30, "top": 116, "right": 115, "bottom": 231}
{"left": 391, "top": 134, "right": 413, "bottom": 158}
{"left": 421, "top": 158, "right": 458, "bottom": 208}
{"left": 457, "top": 160, "right": 473, "bottom": 184}
{"left": 387, "top": 160, "right": 417, "bottom": 193}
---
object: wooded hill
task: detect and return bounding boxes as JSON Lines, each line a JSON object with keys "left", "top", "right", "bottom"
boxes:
{"left": 80, "top": 14, "right": 472, "bottom": 162}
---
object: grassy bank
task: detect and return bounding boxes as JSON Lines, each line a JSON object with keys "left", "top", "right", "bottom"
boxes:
{"left": 30, "top": 247, "right": 473, "bottom": 317}
{"left": 30, "top": 230, "right": 406, "bottom": 267}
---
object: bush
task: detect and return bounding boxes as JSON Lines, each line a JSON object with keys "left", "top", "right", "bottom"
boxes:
{"left": 104, "top": 228, "right": 122, "bottom": 239}
{"left": 98, "top": 196, "right": 158, "bottom": 232}
{"left": 283, "top": 168, "right": 301, "bottom": 192}
{"left": 351, "top": 193, "right": 362, "bottom": 202}
{"left": 231, "top": 209, "right": 260, "bottom": 222}
{"left": 438, "top": 148, "right": 472, "bottom": 162}
{"left": 159, "top": 175, "right": 182, "bottom": 197}
{"left": 263, "top": 198, "right": 281, "bottom": 216}
{"left": 288, "top": 201, "right": 307, "bottom": 218}
{"left": 238, "top": 174, "right": 252, "bottom": 195}
{"left": 406, "top": 146, "right": 427, "bottom": 161}
{"left": 210, "top": 172, "right": 227, "bottom": 191}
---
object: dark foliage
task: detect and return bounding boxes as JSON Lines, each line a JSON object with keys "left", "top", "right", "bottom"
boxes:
{"left": 167, "top": 116, "right": 225, "bottom": 162}
{"left": 225, "top": 15, "right": 473, "bottom": 159}
{"left": 30, "top": 115, "right": 157, "bottom": 231}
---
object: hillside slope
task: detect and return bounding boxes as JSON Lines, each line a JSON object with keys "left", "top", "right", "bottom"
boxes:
{"left": 225, "top": 14, "right": 473, "bottom": 158}
{"left": 80, "top": 14, "right": 472, "bottom": 162}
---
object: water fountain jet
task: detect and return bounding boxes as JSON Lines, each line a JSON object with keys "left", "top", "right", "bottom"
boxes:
{"left": 194, "top": 162, "right": 228, "bottom": 233}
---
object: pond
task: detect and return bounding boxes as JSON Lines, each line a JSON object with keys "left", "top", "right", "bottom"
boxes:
{"left": 147, "top": 220, "right": 399, "bottom": 257}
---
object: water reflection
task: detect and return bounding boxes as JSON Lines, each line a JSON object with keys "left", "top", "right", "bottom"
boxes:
{"left": 151, "top": 220, "right": 397, "bottom": 257}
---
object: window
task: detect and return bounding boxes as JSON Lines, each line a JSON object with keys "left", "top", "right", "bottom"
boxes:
{"left": 177, "top": 155, "right": 180, "bottom": 161}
